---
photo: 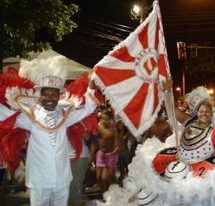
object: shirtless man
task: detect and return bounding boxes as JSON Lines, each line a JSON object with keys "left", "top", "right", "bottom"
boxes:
{"left": 95, "top": 110, "right": 120, "bottom": 193}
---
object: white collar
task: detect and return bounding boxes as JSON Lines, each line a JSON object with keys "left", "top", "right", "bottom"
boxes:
{"left": 35, "top": 104, "right": 60, "bottom": 118}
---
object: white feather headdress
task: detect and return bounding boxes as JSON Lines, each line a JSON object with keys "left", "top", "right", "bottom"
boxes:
{"left": 186, "top": 86, "right": 210, "bottom": 114}
{"left": 19, "top": 50, "right": 68, "bottom": 92}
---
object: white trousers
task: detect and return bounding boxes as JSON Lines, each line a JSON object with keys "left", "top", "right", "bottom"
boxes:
{"left": 29, "top": 186, "right": 69, "bottom": 206}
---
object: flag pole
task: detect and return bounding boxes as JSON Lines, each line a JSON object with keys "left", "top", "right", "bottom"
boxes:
{"left": 170, "top": 89, "right": 180, "bottom": 160}
{"left": 154, "top": 0, "right": 180, "bottom": 159}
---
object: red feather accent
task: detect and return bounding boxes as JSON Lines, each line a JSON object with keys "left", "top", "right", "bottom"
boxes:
{"left": 0, "top": 67, "right": 34, "bottom": 106}
{"left": 0, "top": 112, "right": 29, "bottom": 171}
{"left": 66, "top": 73, "right": 105, "bottom": 105}
{"left": 66, "top": 73, "right": 88, "bottom": 97}
{"left": 66, "top": 74, "right": 99, "bottom": 161}
{"left": 82, "top": 114, "right": 98, "bottom": 135}
{"left": 67, "top": 123, "right": 84, "bottom": 162}
{"left": 67, "top": 113, "right": 98, "bottom": 162}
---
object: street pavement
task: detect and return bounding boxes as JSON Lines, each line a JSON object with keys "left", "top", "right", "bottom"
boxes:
{"left": 4, "top": 182, "right": 102, "bottom": 206}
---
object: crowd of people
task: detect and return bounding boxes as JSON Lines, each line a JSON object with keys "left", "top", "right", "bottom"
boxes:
{"left": 0, "top": 59, "right": 214, "bottom": 206}
{"left": 0, "top": 103, "right": 138, "bottom": 206}
{"left": 0, "top": 66, "right": 138, "bottom": 206}
{"left": 68, "top": 104, "right": 138, "bottom": 205}
{"left": 96, "top": 81, "right": 215, "bottom": 206}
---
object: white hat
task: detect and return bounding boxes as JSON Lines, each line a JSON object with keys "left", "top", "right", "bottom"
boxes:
{"left": 34, "top": 75, "right": 65, "bottom": 93}
{"left": 136, "top": 188, "right": 157, "bottom": 205}
{"left": 19, "top": 51, "right": 68, "bottom": 93}
{"left": 186, "top": 86, "right": 210, "bottom": 114}
{"left": 164, "top": 161, "right": 190, "bottom": 182}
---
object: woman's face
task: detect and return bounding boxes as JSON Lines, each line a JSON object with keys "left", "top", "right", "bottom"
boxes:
{"left": 197, "top": 102, "right": 213, "bottom": 125}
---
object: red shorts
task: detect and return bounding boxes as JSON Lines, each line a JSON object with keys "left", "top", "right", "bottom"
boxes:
{"left": 96, "top": 150, "right": 118, "bottom": 169}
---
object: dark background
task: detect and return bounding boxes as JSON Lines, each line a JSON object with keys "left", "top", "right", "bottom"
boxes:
{"left": 51, "top": 0, "right": 215, "bottom": 91}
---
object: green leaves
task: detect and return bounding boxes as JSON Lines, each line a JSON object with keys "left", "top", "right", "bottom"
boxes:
{"left": 3, "top": 0, "right": 79, "bottom": 58}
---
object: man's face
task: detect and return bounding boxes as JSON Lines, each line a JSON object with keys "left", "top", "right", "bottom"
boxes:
{"left": 40, "top": 87, "right": 60, "bottom": 111}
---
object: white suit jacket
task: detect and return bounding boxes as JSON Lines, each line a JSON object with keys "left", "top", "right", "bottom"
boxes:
{"left": 0, "top": 92, "right": 96, "bottom": 189}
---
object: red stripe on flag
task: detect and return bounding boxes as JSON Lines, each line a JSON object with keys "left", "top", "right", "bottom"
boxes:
{"left": 152, "top": 83, "right": 159, "bottom": 114}
{"left": 158, "top": 54, "right": 168, "bottom": 77}
{"left": 124, "top": 83, "right": 149, "bottom": 129}
{"left": 155, "top": 17, "right": 160, "bottom": 49}
{"left": 94, "top": 66, "right": 135, "bottom": 86}
{"left": 138, "top": 23, "right": 149, "bottom": 49}
{"left": 212, "top": 129, "right": 215, "bottom": 149}
{"left": 151, "top": 57, "right": 157, "bottom": 68}
{"left": 110, "top": 47, "right": 135, "bottom": 62}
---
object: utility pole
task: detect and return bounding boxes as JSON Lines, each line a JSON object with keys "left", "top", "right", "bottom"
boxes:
{"left": 177, "top": 42, "right": 215, "bottom": 94}
{"left": 176, "top": 41, "right": 187, "bottom": 96}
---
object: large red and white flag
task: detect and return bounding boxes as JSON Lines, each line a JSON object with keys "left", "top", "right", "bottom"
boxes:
{"left": 92, "top": 1, "right": 171, "bottom": 139}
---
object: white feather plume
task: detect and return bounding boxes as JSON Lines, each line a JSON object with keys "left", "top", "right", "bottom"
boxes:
{"left": 185, "top": 86, "right": 210, "bottom": 114}
{"left": 5, "top": 87, "right": 38, "bottom": 110}
{"left": 58, "top": 92, "right": 83, "bottom": 109}
{"left": 19, "top": 51, "right": 68, "bottom": 84}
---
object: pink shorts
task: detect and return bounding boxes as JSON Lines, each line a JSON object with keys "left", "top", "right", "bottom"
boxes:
{"left": 96, "top": 150, "right": 118, "bottom": 169}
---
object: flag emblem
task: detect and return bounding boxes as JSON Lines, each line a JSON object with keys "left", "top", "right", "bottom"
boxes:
{"left": 93, "top": 1, "right": 170, "bottom": 139}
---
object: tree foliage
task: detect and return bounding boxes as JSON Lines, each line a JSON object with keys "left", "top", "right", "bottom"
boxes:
{"left": 2, "top": 0, "right": 79, "bottom": 58}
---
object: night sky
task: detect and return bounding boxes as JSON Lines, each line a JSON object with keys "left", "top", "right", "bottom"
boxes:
{"left": 53, "top": 0, "right": 215, "bottom": 89}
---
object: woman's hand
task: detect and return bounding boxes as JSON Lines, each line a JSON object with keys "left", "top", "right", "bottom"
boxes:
{"left": 88, "top": 73, "right": 95, "bottom": 90}
{"left": 162, "top": 76, "right": 173, "bottom": 92}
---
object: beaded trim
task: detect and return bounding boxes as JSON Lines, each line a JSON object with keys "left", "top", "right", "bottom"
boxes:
{"left": 15, "top": 95, "right": 73, "bottom": 132}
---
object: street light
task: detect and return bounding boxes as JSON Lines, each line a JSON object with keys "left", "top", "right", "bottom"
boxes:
{"left": 176, "top": 87, "right": 181, "bottom": 98}
{"left": 208, "top": 88, "right": 214, "bottom": 95}
{"left": 131, "top": 4, "right": 143, "bottom": 23}
{"left": 130, "top": 1, "right": 148, "bottom": 23}
{"left": 133, "top": 4, "right": 141, "bottom": 15}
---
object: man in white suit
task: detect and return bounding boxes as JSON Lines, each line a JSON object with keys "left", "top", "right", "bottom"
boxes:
{"left": 0, "top": 74, "right": 97, "bottom": 206}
